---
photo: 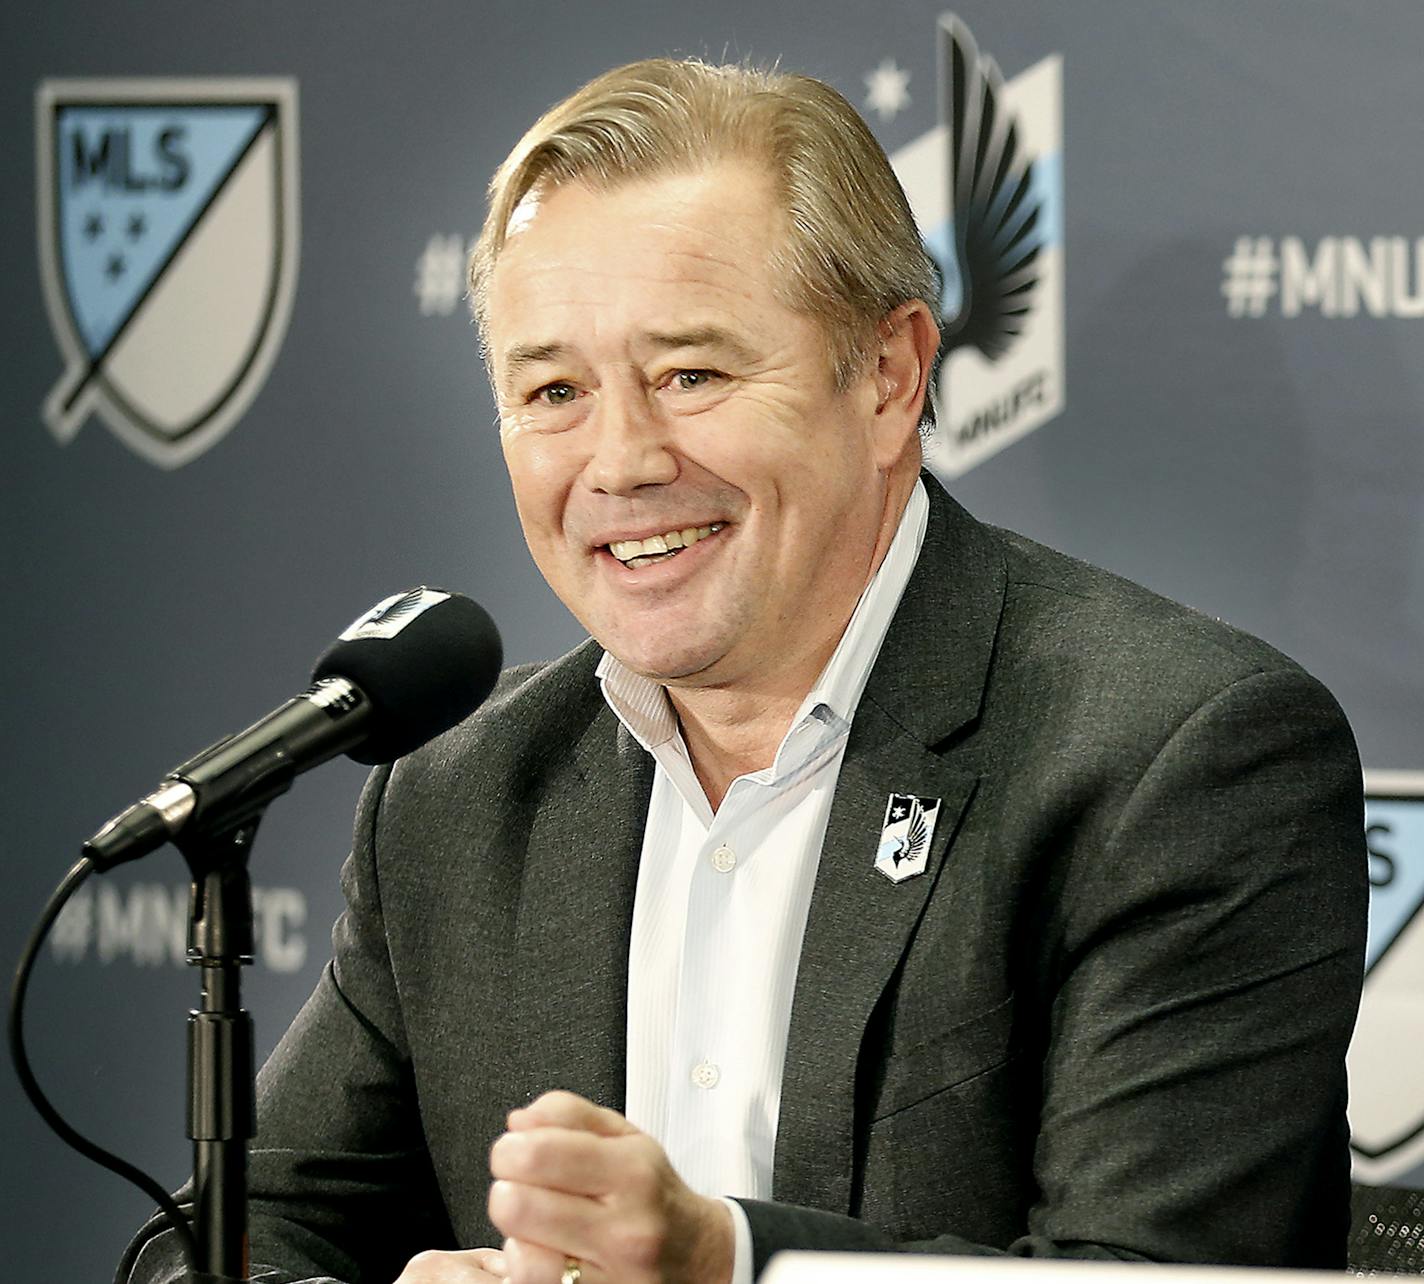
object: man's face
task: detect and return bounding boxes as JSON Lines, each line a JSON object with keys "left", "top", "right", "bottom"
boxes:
{"left": 485, "top": 161, "right": 903, "bottom": 691}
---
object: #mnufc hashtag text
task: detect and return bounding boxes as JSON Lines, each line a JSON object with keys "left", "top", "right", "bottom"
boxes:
{"left": 49, "top": 883, "right": 308, "bottom": 973}
{"left": 1222, "top": 236, "right": 1424, "bottom": 318}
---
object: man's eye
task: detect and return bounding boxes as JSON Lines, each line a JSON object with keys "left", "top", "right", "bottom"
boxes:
{"left": 671, "top": 369, "right": 719, "bottom": 390}
{"left": 537, "top": 383, "right": 577, "bottom": 405}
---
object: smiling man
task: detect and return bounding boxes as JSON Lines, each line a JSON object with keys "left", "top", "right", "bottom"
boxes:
{"left": 485, "top": 159, "right": 935, "bottom": 812}
{"left": 125, "top": 58, "right": 1367, "bottom": 1284}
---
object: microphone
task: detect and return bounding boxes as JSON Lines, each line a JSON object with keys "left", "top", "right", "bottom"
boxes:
{"left": 82, "top": 588, "right": 502, "bottom": 870}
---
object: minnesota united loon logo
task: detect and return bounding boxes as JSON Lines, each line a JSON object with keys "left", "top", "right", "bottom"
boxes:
{"left": 339, "top": 588, "right": 451, "bottom": 643}
{"left": 35, "top": 78, "right": 300, "bottom": 468}
{"left": 889, "top": 15, "right": 1065, "bottom": 480}
{"left": 875, "top": 793, "right": 943, "bottom": 884}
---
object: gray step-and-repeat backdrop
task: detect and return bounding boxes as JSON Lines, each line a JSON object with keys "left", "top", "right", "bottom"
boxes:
{"left": 4, "top": 4, "right": 1421, "bottom": 1280}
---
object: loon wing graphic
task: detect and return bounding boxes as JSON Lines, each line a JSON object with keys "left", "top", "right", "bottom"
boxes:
{"left": 369, "top": 587, "right": 426, "bottom": 627}
{"left": 905, "top": 805, "right": 929, "bottom": 860}
{"left": 938, "top": 13, "right": 1043, "bottom": 361}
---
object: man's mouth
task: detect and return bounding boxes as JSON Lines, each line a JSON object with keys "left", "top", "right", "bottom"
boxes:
{"left": 606, "top": 522, "right": 726, "bottom": 570}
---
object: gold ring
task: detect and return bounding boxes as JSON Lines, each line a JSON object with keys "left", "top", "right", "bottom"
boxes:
{"left": 561, "top": 1258, "right": 583, "bottom": 1284}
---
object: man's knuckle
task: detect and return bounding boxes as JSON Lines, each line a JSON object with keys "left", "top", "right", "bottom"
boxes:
{"left": 488, "top": 1179, "right": 524, "bottom": 1225}
{"left": 522, "top": 1130, "right": 557, "bottom": 1167}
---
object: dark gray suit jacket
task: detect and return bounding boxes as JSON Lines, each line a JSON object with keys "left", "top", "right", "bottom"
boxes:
{"left": 127, "top": 481, "right": 1368, "bottom": 1282}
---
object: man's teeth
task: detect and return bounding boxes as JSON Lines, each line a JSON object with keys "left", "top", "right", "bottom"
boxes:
{"left": 609, "top": 522, "right": 724, "bottom": 567}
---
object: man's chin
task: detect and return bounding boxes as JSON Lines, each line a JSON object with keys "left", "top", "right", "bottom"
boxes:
{"left": 602, "top": 637, "right": 727, "bottom": 687}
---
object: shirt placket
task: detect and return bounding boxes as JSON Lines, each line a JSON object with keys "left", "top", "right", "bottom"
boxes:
{"left": 661, "top": 772, "right": 767, "bottom": 1197}
{"left": 658, "top": 713, "right": 851, "bottom": 1199}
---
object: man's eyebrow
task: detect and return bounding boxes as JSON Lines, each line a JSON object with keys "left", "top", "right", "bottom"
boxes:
{"left": 500, "top": 328, "right": 757, "bottom": 376}
{"left": 502, "top": 342, "right": 569, "bottom": 373}
{"left": 643, "top": 327, "right": 758, "bottom": 364}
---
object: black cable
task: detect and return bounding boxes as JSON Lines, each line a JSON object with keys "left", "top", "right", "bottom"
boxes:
{"left": 9, "top": 854, "right": 200, "bottom": 1280}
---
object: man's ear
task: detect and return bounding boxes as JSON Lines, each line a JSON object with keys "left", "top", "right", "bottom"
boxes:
{"left": 872, "top": 299, "right": 940, "bottom": 464}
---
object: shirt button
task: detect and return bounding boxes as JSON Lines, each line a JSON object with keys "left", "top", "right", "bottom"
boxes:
{"left": 710, "top": 845, "right": 737, "bottom": 873}
{"left": 691, "top": 1060, "right": 721, "bottom": 1089}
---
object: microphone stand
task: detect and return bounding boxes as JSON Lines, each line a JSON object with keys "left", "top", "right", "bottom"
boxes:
{"left": 179, "top": 819, "right": 259, "bottom": 1284}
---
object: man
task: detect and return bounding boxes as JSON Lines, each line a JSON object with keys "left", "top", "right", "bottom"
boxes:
{"left": 126, "top": 58, "right": 1367, "bottom": 1284}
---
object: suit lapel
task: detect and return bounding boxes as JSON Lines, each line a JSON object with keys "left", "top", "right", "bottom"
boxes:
{"left": 509, "top": 706, "right": 652, "bottom": 1113}
{"left": 773, "top": 710, "right": 978, "bottom": 1210}
{"left": 773, "top": 479, "right": 1007, "bottom": 1212}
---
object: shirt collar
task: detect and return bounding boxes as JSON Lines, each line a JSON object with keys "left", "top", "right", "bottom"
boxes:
{"left": 597, "top": 478, "right": 929, "bottom": 755}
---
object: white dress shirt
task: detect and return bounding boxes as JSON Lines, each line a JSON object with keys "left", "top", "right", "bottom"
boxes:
{"left": 597, "top": 480, "right": 928, "bottom": 1282}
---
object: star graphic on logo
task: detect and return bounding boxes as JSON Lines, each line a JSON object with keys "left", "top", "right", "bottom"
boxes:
{"left": 127, "top": 212, "right": 147, "bottom": 241}
{"left": 892, "top": 804, "right": 908, "bottom": 820}
{"left": 864, "top": 58, "right": 911, "bottom": 123}
{"left": 105, "top": 252, "right": 126, "bottom": 281}
{"left": 83, "top": 211, "right": 103, "bottom": 241}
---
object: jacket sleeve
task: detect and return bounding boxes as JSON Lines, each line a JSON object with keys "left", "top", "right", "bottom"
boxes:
{"left": 738, "top": 667, "right": 1368, "bottom": 1273}
{"left": 122, "top": 763, "right": 455, "bottom": 1284}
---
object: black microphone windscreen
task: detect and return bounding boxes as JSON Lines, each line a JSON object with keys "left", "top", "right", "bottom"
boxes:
{"left": 311, "top": 588, "right": 503, "bottom": 765}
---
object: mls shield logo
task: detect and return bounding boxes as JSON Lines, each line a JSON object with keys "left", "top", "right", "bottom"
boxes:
{"left": 890, "top": 15, "right": 1065, "bottom": 480}
{"left": 36, "top": 78, "right": 299, "bottom": 468}
{"left": 1348, "top": 773, "right": 1424, "bottom": 1185}
{"left": 875, "top": 794, "right": 942, "bottom": 884}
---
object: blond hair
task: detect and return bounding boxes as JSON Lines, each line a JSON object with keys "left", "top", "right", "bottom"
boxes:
{"left": 468, "top": 57, "right": 938, "bottom": 389}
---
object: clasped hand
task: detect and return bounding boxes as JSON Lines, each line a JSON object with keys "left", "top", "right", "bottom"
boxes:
{"left": 393, "top": 1091, "right": 733, "bottom": 1284}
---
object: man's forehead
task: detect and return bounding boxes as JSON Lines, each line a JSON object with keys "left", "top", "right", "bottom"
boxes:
{"left": 487, "top": 168, "right": 795, "bottom": 370}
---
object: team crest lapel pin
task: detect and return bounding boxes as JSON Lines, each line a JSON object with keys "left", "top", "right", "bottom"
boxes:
{"left": 875, "top": 793, "right": 942, "bottom": 884}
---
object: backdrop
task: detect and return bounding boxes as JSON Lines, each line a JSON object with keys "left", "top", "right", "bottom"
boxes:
{"left": 4, "top": 4, "right": 1422, "bottom": 1281}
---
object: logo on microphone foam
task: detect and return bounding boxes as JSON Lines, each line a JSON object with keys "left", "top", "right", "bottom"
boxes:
{"left": 339, "top": 587, "right": 452, "bottom": 642}
{"left": 35, "top": 77, "right": 300, "bottom": 468}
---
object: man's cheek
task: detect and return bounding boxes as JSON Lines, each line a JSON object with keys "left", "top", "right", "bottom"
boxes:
{"left": 503, "top": 455, "right": 562, "bottom": 530}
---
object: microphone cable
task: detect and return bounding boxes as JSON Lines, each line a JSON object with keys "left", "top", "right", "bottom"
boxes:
{"left": 9, "top": 854, "right": 200, "bottom": 1283}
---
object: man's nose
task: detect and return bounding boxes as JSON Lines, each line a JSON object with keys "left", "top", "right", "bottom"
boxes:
{"left": 583, "top": 385, "right": 678, "bottom": 495}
